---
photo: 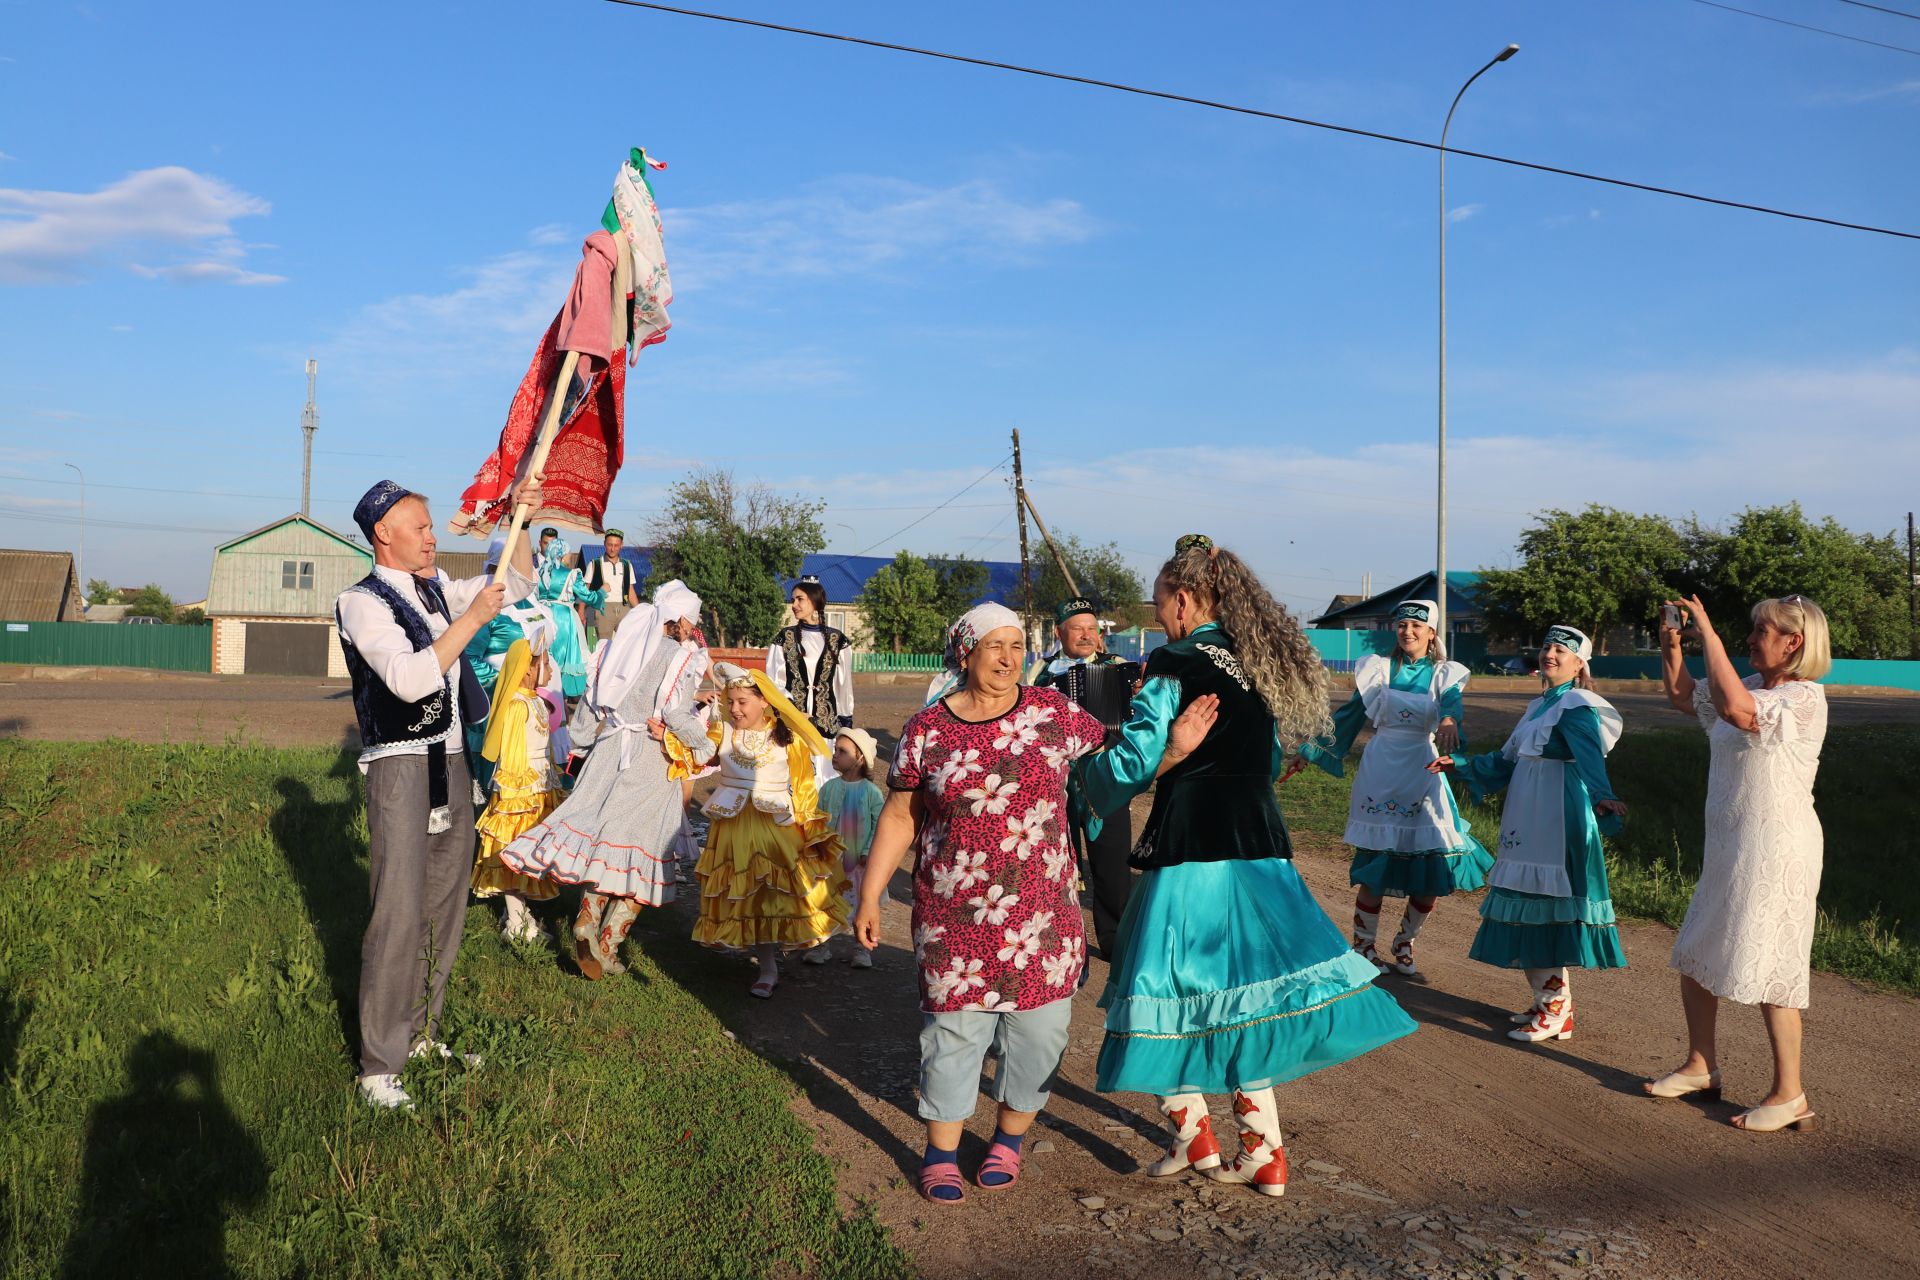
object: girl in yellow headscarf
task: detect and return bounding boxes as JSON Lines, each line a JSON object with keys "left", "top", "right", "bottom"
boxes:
{"left": 676, "top": 662, "right": 846, "bottom": 997}
{"left": 474, "top": 639, "right": 563, "bottom": 940}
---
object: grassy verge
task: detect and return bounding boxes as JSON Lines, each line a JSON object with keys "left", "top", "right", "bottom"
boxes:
{"left": 1283, "top": 725, "right": 1920, "bottom": 997}
{"left": 0, "top": 739, "right": 912, "bottom": 1280}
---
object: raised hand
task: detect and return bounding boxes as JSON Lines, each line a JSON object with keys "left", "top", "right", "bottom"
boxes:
{"left": 1168, "top": 693, "right": 1220, "bottom": 758}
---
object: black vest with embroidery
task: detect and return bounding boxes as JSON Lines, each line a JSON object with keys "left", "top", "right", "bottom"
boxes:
{"left": 1130, "top": 628, "right": 1293, "bottom": 871}
{"left": 775, "top": 624, "right": 848, "bottom": 736}
{"left": 336, "top": 574, "right": 452, "bottom": 749}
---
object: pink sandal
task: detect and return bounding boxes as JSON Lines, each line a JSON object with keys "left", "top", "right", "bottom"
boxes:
{"left": 974, "top": 1141, "right": 1023, "bottom": 1190}
{"left": 919, "top": 1162, "right": 967, "bottom": 1203}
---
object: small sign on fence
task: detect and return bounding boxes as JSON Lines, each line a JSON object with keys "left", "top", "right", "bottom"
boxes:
{"left": 5, "top": 624, "right": 26, "bottom": 633}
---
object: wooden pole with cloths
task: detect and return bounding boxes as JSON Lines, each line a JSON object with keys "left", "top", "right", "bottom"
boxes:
{"left": 489, "top": 350, "right": 582, "bottom": 586}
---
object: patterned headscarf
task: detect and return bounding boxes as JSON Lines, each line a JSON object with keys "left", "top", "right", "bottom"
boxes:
{"left": 1542, "top": 624, "right": 1594, "bottom": 667}
{"left": 924, "top": 602, "right": 1023, "bottom": 706}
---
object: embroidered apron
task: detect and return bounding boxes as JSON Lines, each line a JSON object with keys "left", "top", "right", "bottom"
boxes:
{"left": 1487, "top": 755, "right": 1573, "bottom": 898}
{"left": 1344, "top": 662, "right": 1462, "bottom": 853}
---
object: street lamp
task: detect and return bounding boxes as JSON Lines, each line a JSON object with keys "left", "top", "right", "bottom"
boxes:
{"left": 63, "top": 461, "right": 85, "bottom": 615}
{"left": 1436, "top": 41, "right": 1518, "bottom": 644}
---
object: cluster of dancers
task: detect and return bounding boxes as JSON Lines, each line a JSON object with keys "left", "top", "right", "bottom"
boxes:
{"left": 345, "top": 475, "right": 1829, "bottom": 1193}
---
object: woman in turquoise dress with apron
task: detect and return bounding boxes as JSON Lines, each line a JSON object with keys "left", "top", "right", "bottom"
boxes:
{"left": 1297, "top": 598, "right": 1494, "bottom": 977}
{"left": 1432, "top": 625, "right": 1629, "bottom": 1044}
{"left": 535, "top": 535, "right": 604, "bottom": 703}
{"left": 1080, "top": 536, "right": 1417, "bottom": 1198}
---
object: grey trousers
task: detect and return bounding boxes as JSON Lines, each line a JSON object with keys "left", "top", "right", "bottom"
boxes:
{"left": 359, "top": 749, "right": 474, "bottom": 1077}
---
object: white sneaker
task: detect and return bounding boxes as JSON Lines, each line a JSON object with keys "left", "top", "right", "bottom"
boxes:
{"left": 800, "top": 943, "right": 835, "bottom": 965}
{"left": 410, "top": 1039, "right": 484, "bottom": 1068}
{"left": 358, "top": 1073, "right": 414, "bottom": 1111}
{"left": 850, "top": 949, "right": 874, "bottom": 969}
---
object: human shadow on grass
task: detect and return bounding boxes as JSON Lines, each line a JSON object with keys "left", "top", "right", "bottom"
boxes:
{"left": 0, "top": 989, "right": 27, "bottom": 1255}
{"left": 58, "top": 1032, "right": 267, "bottom": 1280}
{"left": 269, "top": 735, "right": 369, "bottom": 1065}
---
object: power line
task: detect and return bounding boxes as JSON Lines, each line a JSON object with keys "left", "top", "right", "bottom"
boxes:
{"left": 1831, "top": 0, "right": 1920, "bottom": 22}
{"left": 812, "top": 455, "right": 1012, "bottom": 573}
{"left": 602, "top": 0, "right": 1920, "bottom": 242}
{"left": 0, "top": 504, "right": 246, "bottom": 537}
{"left": 1685, "top": 0, "right": 1920, "bottom": 54}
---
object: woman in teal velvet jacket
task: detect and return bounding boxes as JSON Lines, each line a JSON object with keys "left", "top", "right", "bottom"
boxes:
{"left": 1079, "top": 536, "right": 1417, "bottom": 1198}
{"left": 1432, "top": 625, "right": 1629, "bottom": 1044}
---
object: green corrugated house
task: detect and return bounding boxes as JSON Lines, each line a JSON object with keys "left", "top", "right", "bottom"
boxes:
{"left": 206, "top": 515, "right": 370, "bottom": 676}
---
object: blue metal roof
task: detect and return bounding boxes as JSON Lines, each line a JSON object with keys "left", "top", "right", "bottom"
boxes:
{"left": 579, "top": 546, "right": 1025, "bottom": 609}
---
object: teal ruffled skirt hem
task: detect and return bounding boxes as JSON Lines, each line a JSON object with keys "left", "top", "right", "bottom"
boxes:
{"left": 1349, "top": 838, "right": 1494, "bottom": 898}
{"left": 1095, "top": 858, "right": 1417, "bottom": 1096}
{"left": 1469, "top": 887, "right": 1627, "bottom": 970}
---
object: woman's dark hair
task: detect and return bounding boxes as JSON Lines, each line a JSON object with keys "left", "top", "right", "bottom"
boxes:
{"left": 770, "top": 720, "right": 794, "bottom": 747}
{"left": 791, "top": 579, "right": 827, "bottom": 619}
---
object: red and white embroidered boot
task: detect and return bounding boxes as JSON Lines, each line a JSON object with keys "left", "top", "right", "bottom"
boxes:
{"left": 1389, "top": 896, "right": 1436, "bottom": 977}
{"left": 573, "top": 893, "right": 608, "bottom": 981}
{"left": 1148, "top": 1093, "right": 1222, "bottom": 1176}
{"left": 1204, "top": 1088, "right": 1288, "bottom": 1197}
{"left": 1508, "top": 969, "right": 1573, "bottom": 1042}
{"left": 1352, "top": 893, "right": 1388, "bottom": 973}
{"left": 1509, "top": 967, "right": 1552, "bottom": 1023}
{"left": 598, "top": 898, "right": 640, "bottom": 976}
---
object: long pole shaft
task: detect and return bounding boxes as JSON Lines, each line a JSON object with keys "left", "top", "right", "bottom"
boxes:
{"left": 1019, "top": 489, "right": 1081, "bottom": 599}
{"left": 492, "top": 349, "right": 583, "bottom": 585}
{"left": 1012, "top": 429, "right": 1033, "bottom": 634}
{"left": 1909, "top": 510, "right": 1916, "bottom": 661}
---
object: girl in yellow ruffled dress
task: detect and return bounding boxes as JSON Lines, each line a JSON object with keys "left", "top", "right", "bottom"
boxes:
{"left": 474, "top": 639, "right": 564, "bottom": 941}
{"left": 684, "top": 662, "right": 846, "bottom": 998}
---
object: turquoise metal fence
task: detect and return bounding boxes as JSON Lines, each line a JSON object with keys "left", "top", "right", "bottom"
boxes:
{"left": 1303, "top": 629, "right": 1490, "bottom": 673}
{"left": 1584, "top": 653, "right": 1920, "bottom": 692}
{"left": 854, "top": 652, "right": 945, "bottom": 674}
{"left": 0, "top": 620, "right": 212, "bottom": 672}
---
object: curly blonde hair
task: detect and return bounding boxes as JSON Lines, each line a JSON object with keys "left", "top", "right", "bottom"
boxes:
{"left": 1160, "top": 540, "right": 1331, "bottom": 747}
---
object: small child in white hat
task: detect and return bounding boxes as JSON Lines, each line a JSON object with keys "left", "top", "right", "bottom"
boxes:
{"left": 813, "top": 727, "right": 886, "bottom": 969}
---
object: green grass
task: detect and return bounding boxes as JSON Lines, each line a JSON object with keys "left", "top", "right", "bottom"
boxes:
{"left": 0, "top": 739, "right": 913, "bottom": 1280}
{"left": 1285, "top": 725, "right": 1920, "bottom": 996}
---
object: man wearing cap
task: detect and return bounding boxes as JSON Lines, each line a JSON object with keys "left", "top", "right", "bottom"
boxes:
{"left": 1031, "top": 597, "right": 1142, "bottom": 960}
{"left": 581, "top": 528, "right": 640, "bottom": 643}
{"left": 336, "top": 477, "right": 543, "bottom": 1111}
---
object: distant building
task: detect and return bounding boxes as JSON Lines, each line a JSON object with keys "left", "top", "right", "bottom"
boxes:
{"left": 1309, "top": 571, "right": 1487, "bottom": 634}
{"left": 0, "top": 548, "right": 81, "bottom": 622}
{"left": 206, "top": 515, "right": 371, "bottom": 676}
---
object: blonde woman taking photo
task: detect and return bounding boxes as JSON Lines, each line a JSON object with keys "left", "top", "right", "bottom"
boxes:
{"left": 1645, "top": 595, "right": 1830, "bottom": 1134}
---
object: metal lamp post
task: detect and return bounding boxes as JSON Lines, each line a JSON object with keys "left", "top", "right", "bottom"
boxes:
{"left": 64, "top": 461, "right": 85, "bottom": 614}
{"left": 1437, "top": 42, "right": 1518, "bottom": 643}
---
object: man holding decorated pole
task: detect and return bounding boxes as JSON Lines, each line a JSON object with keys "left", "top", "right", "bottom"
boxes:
{"left": 1032, "top": 596, "right": 1141, "bottom": 961}
{"left": 336, "top": 473, "right": 544, "bottom": 1111}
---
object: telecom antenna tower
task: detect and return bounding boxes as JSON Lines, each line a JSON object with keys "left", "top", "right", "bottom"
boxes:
{"left": 300, "top": 358, "right": 318, "bottom": 516}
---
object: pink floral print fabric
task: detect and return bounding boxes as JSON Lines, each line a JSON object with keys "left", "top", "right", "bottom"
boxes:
{"left": 890, "top": 686, "right": 1105, "bottom": 1012}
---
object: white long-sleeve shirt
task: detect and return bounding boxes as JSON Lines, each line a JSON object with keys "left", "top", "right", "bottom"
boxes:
{"left": 764, "top": 627, "right": 855, "bottom": 725}
{"left": 336, "top": 562, "right": 535, "bottom": 767}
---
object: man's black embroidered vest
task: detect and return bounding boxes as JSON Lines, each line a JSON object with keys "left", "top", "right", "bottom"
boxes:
{"left": 776, "top": 624, "right": 848, "bottom": 736}
{"left": 1130, "top": 629, "right": 1293, "bottom": 871}
{"left": 336, "top": 573, "right": 452, "bottom": 750}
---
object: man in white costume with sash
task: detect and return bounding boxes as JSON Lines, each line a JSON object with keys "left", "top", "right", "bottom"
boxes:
{"left": 1432, "top": 625, "right": 1629, "bottom": 1043}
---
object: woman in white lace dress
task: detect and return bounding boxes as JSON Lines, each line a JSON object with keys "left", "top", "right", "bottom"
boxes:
{"left": 1644, "top": 594, "right": 1830, "bottom": 1134}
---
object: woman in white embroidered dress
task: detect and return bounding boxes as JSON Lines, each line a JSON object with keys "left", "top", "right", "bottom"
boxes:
{"left": 1644, "top": 595, "right": 1830, "bottom": 1134}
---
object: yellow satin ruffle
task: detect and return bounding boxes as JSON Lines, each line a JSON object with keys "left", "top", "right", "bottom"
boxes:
{"left": 692, "top": 804, "right": 847, "bottom": 951}
{"left": 473, "top": 769, "right": 562, "bottom": 901}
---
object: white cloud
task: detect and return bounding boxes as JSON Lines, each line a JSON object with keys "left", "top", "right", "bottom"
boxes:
{"left": 1811, "top": 79, "right": 1920, "bottom": 106}
{"left": 0, "top": 491, "right": 81, "bottom": 511}
{"left": 0, "top": 165, "right": 279, "bottom": 285}
{"left": 129, "top": 260, "right": 286, "bottom": 286}
{"left": 668, "top": 175, "right": 1097, "bottom": 290}
{"left": 527, "top": 222, "right": 573, "bottom": 247}
{"left": 1445, "top": 203, "right": 1484, "bottom": 224}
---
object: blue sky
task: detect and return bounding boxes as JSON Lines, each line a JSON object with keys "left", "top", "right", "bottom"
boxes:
{"left": 2, "top": 0, "right": 1917, "bottom": 617}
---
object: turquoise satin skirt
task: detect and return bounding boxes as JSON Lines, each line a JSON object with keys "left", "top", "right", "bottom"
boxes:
{"left": 1095, "top": 858, "right": 1418, "bottom": 1096}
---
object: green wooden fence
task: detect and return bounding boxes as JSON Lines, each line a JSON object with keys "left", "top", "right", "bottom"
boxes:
{"left": 0, "top": 620, "right": 212, "bottom": 673}
{"left": 854, "top": 652, "right": 945, "bottom": 674}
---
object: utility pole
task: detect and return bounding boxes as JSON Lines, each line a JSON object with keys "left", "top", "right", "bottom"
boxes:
{"left": 300, "top": 358, "right": 319, "bottom": 517}
{"left": 1012, "top": 429, "right": 1033, "bottom": 636}
{"left": 1908, "top": 510, "right": 1916, "bottom": 661}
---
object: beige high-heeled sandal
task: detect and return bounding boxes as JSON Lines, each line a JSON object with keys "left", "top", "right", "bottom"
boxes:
{"left": 1644, "top": 1069, "right": 1721, "bottom": 1100}
{"left": 1732, "top": 1094, "right": 1817, "bottom": 1133}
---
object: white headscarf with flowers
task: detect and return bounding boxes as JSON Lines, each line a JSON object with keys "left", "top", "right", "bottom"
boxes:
{"left": 923, "top": 602, "right": 1024, "bottom": 707}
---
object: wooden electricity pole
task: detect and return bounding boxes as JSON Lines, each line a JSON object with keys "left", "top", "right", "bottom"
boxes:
{"left": 1012, "top": 429, "right": 1033, "bottom": 633}
{"left": 1908, "top": 510, "right": 1916, "bottom": 661}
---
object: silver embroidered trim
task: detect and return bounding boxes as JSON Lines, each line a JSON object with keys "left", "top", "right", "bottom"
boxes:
{"left": 1196, "top": 643, "right": 1251, "bottom": 691}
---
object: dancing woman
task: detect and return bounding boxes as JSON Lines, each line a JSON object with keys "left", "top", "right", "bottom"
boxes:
{"left": 1431, "top": 625, "right": 1628, "bottom": 1043}
{"left": 1297, "top": 599, "right": 1493, "bottom": 976}
{"left": 766, "top": 575, "right": 854, "bottom": 738}
{"left": 1080, "top": 536, "right": 1417, "bottom": 1197}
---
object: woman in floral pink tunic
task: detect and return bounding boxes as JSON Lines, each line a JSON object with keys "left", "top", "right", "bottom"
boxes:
{"left": 858, "top": 603, "right": 1113, "bottom": 1203}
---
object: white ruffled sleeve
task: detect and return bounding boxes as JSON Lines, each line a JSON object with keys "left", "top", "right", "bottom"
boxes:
{"left": 1747, "top": 678, "right": 1824, "bottom": 748}
{"left": 1690, "top": 678, "right": 1720, "bottom": 730}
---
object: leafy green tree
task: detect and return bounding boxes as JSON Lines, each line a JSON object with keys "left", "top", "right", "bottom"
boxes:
{"left": 121, "top": 584, "right": 177, "bottom": 624}
{"left": 85, "top": 579, "right": 117, "bottom": 606}
{"left": 858, "top": 551, "right": 948, "bottom": 653}
{"left": 176, "top": 607, "right": 209, "bottom": 626}
{"left": 1684, "top": 503, "right": 1912, "bottom": 659}
{"left": 1474, "top": 506, "right": 1683, "bottom": 652}
{"left": 1034, "top": 534, "right": 1149, "bottom": 629}
{"left": 927, "top": 554, "right": 991, "bottom": 622}
{"left": 644, "top": 468, "right": 825, "bottom": 647}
